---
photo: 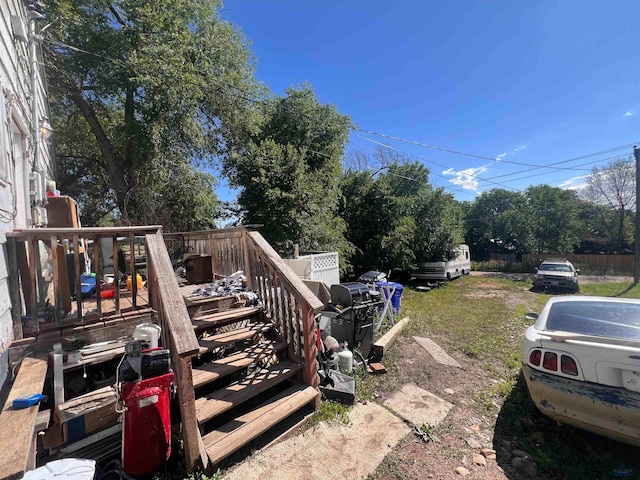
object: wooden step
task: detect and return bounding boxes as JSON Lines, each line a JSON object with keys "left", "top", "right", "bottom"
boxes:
{"left": 192, "top": 340, "right": 288, "bottom": 388}
{"left": 195, "top": 360, "right": 301, "bottom": 426}
{"left": 203, "top": 384, "right": 318, "bottom": 466}
{"left": 196, "top": 322, "right": 273, "bottom": 355}
{"left": 192, "top": 306, "right": 261, "bottom": 333}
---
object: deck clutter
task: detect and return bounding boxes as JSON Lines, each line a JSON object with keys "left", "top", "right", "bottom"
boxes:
{"left": 0, "top": 224, "right": 406, "bottom": 479}
{"left": 0, "top": 226, "right": 329, "bottom": 478}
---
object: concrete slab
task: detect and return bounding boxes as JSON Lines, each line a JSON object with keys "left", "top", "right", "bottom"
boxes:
{"left": 383, "top": 383, "right": 454, "bottom": 428}
{"left": 413, "top": 336, "right": 462, "bottom": 368}
{"left": 222, "top": 402, "right": 410, "bottom": 480}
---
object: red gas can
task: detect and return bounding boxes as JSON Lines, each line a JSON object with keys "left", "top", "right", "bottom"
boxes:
{"left": 120, "top": 370, "right": 174, "bottom": 476}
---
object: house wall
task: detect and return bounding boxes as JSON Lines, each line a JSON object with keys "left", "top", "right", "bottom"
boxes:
{"left": 0, "top": 0, "right": 54, "bottom": 389}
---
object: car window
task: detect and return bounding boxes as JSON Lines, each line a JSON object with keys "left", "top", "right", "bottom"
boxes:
{"left": 546, "top": 302, "right": 640, "bottom": 340}
{"left": 540, "top": 264, "right": 572, "bottom": 272}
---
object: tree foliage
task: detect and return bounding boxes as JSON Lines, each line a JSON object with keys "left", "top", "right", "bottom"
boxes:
{"left": 465, "top": 189, "right": 525, "bottom": 259}
{"left": 44, "top": 0, "right": 262, "bottom": 230}
{"left": 340, "top": 153, "right": 463, "bottom": 274}
{"left": 582, "top": 157, "right": 635, "bottom": 252}
{"left": 225, "top": 86, "right": 354, "bottom": 265}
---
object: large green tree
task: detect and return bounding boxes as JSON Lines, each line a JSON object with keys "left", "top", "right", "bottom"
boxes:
{"left": 44, "top": 0, "right": 262, "bottom": 229}
{"left": 340, "top": 154, "right": 464, "bottom": 274}
{"left": 225, "top": 85, "right": 354, "bottom": 263}
{"left": 521, "top": 185, "right": 583, "bottom": 254}
{"left": 465, "top": 189, "right": 525, "bottom": 259}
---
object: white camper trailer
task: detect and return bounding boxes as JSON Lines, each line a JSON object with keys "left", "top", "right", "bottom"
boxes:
{"left": 411, "top": 244, "right": 471, "bottom": 282}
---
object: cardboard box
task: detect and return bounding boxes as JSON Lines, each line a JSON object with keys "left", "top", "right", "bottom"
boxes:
{"left": 184, "top": 254, "right": 213, "bottom": 284}
{"left": 45, "top": 196, "right": 80, "bottom": 228}
{"left": 54, "top": 386, "right": 120, "bottom": 444}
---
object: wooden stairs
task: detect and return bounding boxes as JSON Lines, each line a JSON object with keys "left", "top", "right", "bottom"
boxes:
{"left": 185, "top": 295, "right": 319, "bottom": 467}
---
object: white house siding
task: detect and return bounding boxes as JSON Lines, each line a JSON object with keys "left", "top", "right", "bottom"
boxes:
{"left": 0, "top": 0, "right": 54, "bottom": 388}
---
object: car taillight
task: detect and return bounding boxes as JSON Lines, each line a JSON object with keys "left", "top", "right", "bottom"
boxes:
{"left": 543, "top": 352, "right": 558, "bottom": 371}
{"left": 561, "top": 355, "right": 578, "bottom": 376}
{"left": 529, "top": 349, "right": 542, "bottom": 366}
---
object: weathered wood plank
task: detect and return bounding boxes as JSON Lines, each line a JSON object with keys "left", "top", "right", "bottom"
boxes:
{"left": 195, "top": 360, "right": 301, "bottom": 425}
{"left": 196, "top": 323, "right": 273, "bottom": 354}
{"left": 0, "top": 357, "right": 48, "bottom": 480}
{"left": 203, "top": 384, "right": 318, "bottom": 466}
{"left": 372, "top": 317, "right": 410, "bottom": 358}
{"left": 173, "top": 357, "right": 208, "bottom": 471}
{"left": 192, "top": 340, "right": 286, "bottom": 388}
{"left": 145, "top": 233, "right": 199, "bottom": 357}
{"left": 191, "top": 306, "right": 261, "bottom": 333}
{"left": 7, "top": 226, "right": 162, "bottom": 240}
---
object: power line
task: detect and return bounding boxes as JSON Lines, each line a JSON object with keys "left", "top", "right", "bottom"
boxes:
{"left": 356, "top": 135, "right": 521, "bottom": 192}
{"left": 357, "top": 128, "right": 497, "bottom": 161}
{"left": 347, "top": 141, "right": 470, "bottom": 196}
{"left": 357, "top": 128, "right": 640, "bottom": 173}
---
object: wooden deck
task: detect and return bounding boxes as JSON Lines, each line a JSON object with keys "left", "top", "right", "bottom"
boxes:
{"left": 3, "top": 226, "right": 324, "bottom": 475}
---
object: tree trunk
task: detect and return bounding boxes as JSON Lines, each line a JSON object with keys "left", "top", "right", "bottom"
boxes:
{"left": 68, "top": 88, "right": 130, "bottom": 217}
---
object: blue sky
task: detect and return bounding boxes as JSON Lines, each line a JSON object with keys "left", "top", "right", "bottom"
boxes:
{"left": 218, "top": 1, "right": 640, "bottom": 203}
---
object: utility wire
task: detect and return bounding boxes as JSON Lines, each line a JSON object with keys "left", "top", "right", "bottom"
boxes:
{"left": 357, "top": 128, "right": 497, "bottom": 161}
{"left": 357, "top": 135, "right": 521, "bottom": 192}
{"left": 347, "top": 141, "right": 470, "bottom": 196}
{"left": 47, "top": 36, "right": 640, "bottom": 192}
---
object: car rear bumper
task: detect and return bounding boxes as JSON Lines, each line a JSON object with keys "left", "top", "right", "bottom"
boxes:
{"left": 522, "top": 363, "right": 640, "bottom": 447}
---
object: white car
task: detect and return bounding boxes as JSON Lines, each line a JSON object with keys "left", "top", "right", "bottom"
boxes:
{"left": 521, "top": 296, "right": 640, "bottom": 447}
{"left": 532, "top": 258, "right": 579, "bottom": 293}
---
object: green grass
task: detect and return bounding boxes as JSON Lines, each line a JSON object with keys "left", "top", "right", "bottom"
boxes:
{"left": 377, "top": 276, "right": 640, "bottom": 479}
{"left": 301, "top": 399, "right": 351, "bottom": 431}
{"left": 578, "top": 281, "right": 640, "bottom": 298}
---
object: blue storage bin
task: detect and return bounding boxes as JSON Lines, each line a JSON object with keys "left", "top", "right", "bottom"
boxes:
{"left": 375, "top": 281, "right": 404, "bottom": 313}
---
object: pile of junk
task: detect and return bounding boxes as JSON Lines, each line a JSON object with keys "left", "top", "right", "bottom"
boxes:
{"left": 315, "top": 271, "right": 403, "bottom": 405}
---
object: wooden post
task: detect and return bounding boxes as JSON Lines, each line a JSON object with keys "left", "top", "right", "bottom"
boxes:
{"left": 50, "top": 236, "right": 60, "bottom": 325}
{"left": 300, "top": 303, "right": 319, "bottom": 405}
{"left": 173, "top": 356, "right": 208, "bottom": 471}
{"left": 7, "top": 238, "right": 23, "bottom": 340}
{"left": 634, "top": 146, "right": 640, "bottom": 284}
{"left": 113, "top": 236, "right": 120, "bottom": 315}
{"left": 73, "top": 235, "right": 82, "bottom": 322}
{"left": 28, "top": 239, "right": 37, "bottom": 331}
{"left": 93, "top": 236, "right": 102, "bottom": 319}
{"left": 129, "top": 233, "right": 137, "bottom": 308}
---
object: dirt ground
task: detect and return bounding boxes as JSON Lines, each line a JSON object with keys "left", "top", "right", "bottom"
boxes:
{"left": 221, "top": 273, "right": 637, "bottom": 480}
{"left": 365, "top": 273, "right": 636, "bottom": 479}
{"left": 367, "top": 335, "right": 518, "bottom": 480}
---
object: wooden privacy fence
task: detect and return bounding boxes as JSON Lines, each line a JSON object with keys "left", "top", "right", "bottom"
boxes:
{"left": 515, "top": 254, "right": 634, "bottom": 274}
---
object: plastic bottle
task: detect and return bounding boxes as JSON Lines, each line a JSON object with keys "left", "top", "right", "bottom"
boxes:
{"left": 337, "top": 342, "right": 353, "bottom": 374}
{"left": 126, "top": 273, "right": 143, "bottom": 291}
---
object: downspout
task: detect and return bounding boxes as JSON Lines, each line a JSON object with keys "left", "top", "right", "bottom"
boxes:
{"left": 28, "top": 9, "right": 46, "bottom": 225}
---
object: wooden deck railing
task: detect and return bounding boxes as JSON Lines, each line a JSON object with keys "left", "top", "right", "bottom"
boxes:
{"left": 6, "top": 226, "right": 205, "bottom": 470}
{"left": 6, "top": 226, "right": 161, "bottom": 338}
{"left": 164, "top": 227, "right": 324, "bottom": 391}
{"left": 145, "top": 232, "right": 204, "bottom": 470}
{"left": 5, "top": 225, "right": 322, "bottom": 472}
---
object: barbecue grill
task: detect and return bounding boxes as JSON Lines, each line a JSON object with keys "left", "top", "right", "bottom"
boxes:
{"left": 323, "top": 282, "right": 383, "bottom": 358}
